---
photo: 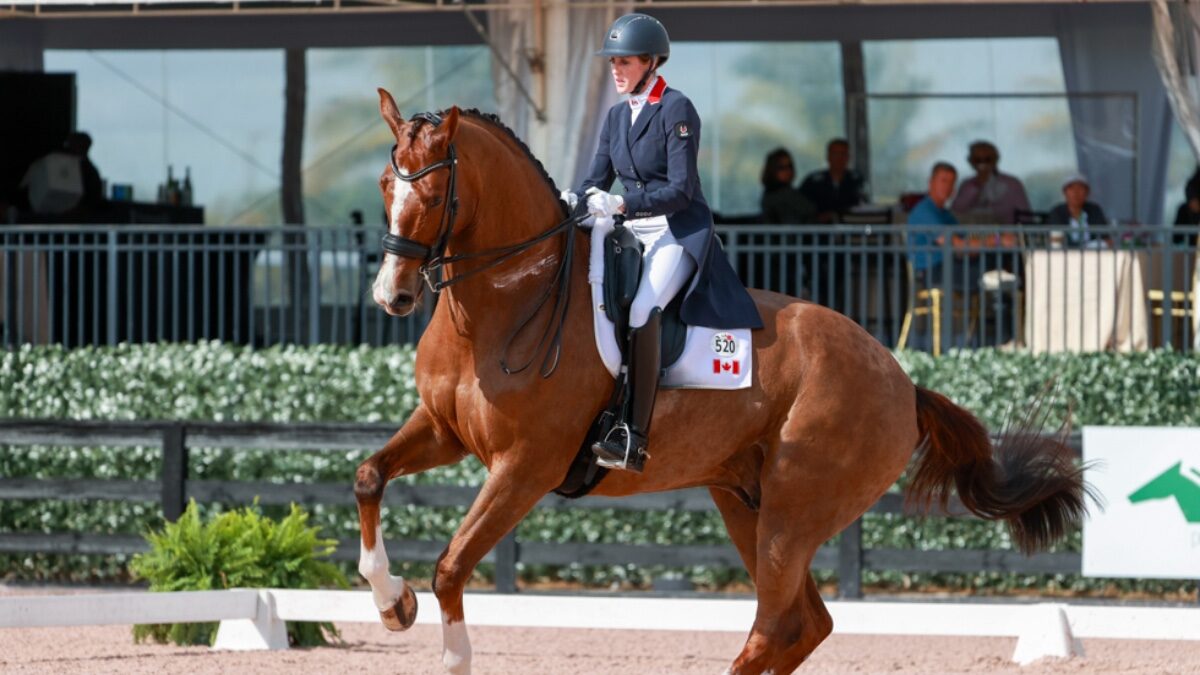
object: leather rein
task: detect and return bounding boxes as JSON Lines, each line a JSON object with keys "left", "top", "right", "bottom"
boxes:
{"left": 381, "top": 112, "right": 585, "bottom": 377}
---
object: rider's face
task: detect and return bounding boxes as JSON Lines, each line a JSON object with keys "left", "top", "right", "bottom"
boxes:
{"left": 610, "top": 56, "right": 651, "bottom": 95}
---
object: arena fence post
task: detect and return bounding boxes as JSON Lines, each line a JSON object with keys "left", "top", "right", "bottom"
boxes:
{"left": 837, "top": 517, "right": 864, "bottom": 599}
{"left": 161, "top": 423, "right": 189, "bottom": 522}
{"left": 494, "top": 530, "right": 518, "bottom": 593}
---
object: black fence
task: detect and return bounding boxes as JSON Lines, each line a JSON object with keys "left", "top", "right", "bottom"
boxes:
{"left": 0, "top": 419, "right": 1085, "bottom": 598}
{"left": 2, "top": 224, "right": 1196, "bottom": 353}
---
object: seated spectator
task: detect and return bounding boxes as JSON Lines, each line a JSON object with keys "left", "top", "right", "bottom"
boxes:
{"left": 1173, "top": 167, "right": 1200, "bottom": 247}
{"left": 759, "top": 148, "right": 816, "bottom": 224}
{"left": 1047, "top": 174, "right": 1108, "bottom": 248}
{"left": 799, "top": 138, "right": 868, "bottom": 223}
{"left": 907, "top": 161, "right": 966, "bottom": 286}
{"left": 951, "top": 140, "right": 1030, "bottom": 225}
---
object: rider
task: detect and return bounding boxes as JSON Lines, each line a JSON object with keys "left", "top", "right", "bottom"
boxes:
{"left": 562, "top": 13, "right": 762, "bottom": 473}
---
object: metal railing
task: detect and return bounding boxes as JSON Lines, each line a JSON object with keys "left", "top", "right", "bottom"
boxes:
{"left": 2, "top": 224, "right": 1197, "bottom": 352}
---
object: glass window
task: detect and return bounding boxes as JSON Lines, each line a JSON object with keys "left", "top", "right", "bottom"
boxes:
{"left": 44, "top": 47, "right": 495, "bottom": 226}
{"left": 44, "top": 49, "right": 284, "bottom": 225}
{"left": 304, "top": 46, "right": 494, "bottom": 228}
{"left": 669, "top": 41, "right": 844, "bottom": 215}
{"left": 1163, "top": 120, "right": 1197, "bottom": 225}
{"left": 863, "top": 39, "right": 1085, "bottom": 213}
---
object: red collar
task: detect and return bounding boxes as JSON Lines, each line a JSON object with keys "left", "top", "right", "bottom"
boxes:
{"left": 647, "top": 77, "right": 667, "bottom": 105}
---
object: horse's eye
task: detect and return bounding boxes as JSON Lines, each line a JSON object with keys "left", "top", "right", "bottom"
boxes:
{"left": 429, "top": 196, "right": 444, "bottom": 207}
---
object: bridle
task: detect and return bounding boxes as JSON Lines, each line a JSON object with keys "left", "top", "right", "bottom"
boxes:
{"left": 381, "top": 111, "right": 586, "bottom": 377}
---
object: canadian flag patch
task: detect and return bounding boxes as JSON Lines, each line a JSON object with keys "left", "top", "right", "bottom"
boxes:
{"left": 713, "top": 359, "right": 741, "bottom": 375}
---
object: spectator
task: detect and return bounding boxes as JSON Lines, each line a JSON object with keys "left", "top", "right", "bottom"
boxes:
{"left": 1173, "top": 167, "right": 1200, "bottom": 247}
{"left": 20, "top": 131, "right": 104, "bottom": 220}
{"left": 759, "top": 148, "right": 816, "bottom": 224}
{"left": 798, "top": 138, "right": 868, "bottom": 223}
{"left": 902, "top": 159, "right": 960, "bottom": 283}
{"left": 1047, "top": 174, "right": 1108, "bottom": 248}
{"left": 61, "top": 132, "right": 105, "bottom": 213}
{"left": 951, "top": 140, "right": 1030, "bottom": 225}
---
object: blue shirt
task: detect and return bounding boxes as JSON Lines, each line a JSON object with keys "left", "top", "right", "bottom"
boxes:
{"left": 906, "top": 196, "right": 958, "bottom": 271}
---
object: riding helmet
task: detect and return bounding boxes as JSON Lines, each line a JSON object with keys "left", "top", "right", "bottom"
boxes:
{"left": 597, "top": 13, "right": 670, "bottom": 67}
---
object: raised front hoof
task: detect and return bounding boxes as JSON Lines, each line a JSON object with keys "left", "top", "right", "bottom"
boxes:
{"left": 379, "top": 583, "right": 418, "bottom": 631}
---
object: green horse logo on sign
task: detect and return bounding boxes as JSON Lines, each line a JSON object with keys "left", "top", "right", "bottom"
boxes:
{"left": 1128, "top": 462, "right": 1200, "bottom": 523}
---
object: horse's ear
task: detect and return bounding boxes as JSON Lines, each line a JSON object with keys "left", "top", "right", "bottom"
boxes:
{"left": 429, "top": 106, "right": 460, "bottom": 150}
{"left": 378, "top": 88, "right": 405, "bottom": 140}
{"left": 442, "top": 107, "right": 460, "bottom": 141}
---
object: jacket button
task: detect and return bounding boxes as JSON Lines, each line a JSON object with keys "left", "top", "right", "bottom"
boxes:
{"left": 636, "top": 181, "right": 643, "bottom": 189}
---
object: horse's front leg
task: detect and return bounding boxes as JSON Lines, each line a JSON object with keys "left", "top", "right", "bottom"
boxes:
{"left": 433, "top": 456, "right": 563, "bottom": 675}
{"left": 355, "top": 405, "right": 466, "bottom": 630}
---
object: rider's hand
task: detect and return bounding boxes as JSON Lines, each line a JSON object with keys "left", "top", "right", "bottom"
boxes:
{"left": 586, "top": 188, "right": 624, "bottom": 218}
{"left": 560, "top": 190, "right": 579, "bottom": 210}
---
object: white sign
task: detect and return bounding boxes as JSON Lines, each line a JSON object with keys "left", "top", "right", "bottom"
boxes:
{"left": 1082, "top": 426, "right": 1200, "bottom": 579}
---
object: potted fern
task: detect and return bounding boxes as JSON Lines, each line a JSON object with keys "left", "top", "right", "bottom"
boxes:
{"left": 131, "top": 500, "right": 348, "bottom": 646}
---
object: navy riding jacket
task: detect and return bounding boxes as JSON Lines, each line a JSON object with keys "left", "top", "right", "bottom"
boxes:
{"left": 578, "top": 84, "right": 763, "bottom": 330}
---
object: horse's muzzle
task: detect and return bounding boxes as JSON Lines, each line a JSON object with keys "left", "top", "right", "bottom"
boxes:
{"left": 384, "top": 290, "right": 416, "bottom": 316}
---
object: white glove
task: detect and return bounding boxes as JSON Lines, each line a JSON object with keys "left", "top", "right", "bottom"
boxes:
{"left": 560, "top": 190, "right": 579, "bottom": 210}
{"left": 585, "top": 187, "right": 624, "bottom": 218}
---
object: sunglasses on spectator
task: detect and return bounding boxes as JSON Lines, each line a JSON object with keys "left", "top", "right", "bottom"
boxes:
{"left": 969, "top": 156, "right": 997, "bottom": 165}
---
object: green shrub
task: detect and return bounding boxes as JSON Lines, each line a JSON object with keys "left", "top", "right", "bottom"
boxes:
{"left": 130, "top": 500, "right": 348, "bottom": 646}
{"left": 2, "top": 344, "right": 1198, "bottom": 597}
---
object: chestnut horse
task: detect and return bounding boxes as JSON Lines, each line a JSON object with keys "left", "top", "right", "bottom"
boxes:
{"left": 355, "top": 91, "right": 1087, "bottom": 675}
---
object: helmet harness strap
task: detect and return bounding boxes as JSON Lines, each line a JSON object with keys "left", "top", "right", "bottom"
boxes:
{"left": 632, "top": 59, "right": 657, "bottom": 95}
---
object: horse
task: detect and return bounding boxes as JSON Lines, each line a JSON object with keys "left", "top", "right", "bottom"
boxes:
{"left": 354, "top": 90, "right": 1088, "bottom": 675}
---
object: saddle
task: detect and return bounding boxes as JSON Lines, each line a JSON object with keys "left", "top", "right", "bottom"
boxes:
{"left": 554, "top": 221, "right": 683, "bottom": 498}
{"left": 553, "top": 217, "right": 753, "bottom": 497}
{"left": 602, "top": 223, "right": 687, "bottom": 367}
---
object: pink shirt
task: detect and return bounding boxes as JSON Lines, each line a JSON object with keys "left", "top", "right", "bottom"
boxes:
{"left": 951, "top": 172, "right": 1031, "bottom": 225}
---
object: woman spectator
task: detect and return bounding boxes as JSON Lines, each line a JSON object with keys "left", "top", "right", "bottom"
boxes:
{"left": 760, "top": 148, "right": 816, "bottom": 224}
{"left": 1173, "top": 168, "right": 1200, "bottom": 247}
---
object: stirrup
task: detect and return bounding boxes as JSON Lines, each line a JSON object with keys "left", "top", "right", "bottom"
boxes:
{"left": 592, "top": 422, "right": 648, "bottom": 473}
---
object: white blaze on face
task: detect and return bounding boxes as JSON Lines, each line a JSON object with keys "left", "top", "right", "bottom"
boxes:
{"left": 441, "top": 611, "right": 472, "bottom": 675}
{"left": 372, "top": 174, "right": 416, "bottom": 306}
{"left": 357, "top": 527, "right": 407, "bottom": 612}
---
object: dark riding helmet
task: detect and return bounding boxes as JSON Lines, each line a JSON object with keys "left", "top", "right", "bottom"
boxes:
{"left": 597, "top": 13, "right": 670, "bottom": 67}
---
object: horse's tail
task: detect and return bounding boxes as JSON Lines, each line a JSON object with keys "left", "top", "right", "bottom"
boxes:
{"left": 906, "top": 385, "right": 1090, "bottom": 554}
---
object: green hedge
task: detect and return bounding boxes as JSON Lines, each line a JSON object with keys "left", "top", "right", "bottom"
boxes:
{"left": 1, "top": 343, "right": 1197, "bottom": 598}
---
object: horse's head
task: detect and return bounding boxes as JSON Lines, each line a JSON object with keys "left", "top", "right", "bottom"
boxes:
{"left": 372, "top": 88, "right": 461, "bottom": 316}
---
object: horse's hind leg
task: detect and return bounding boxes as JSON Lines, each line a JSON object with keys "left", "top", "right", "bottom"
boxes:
{"left": 727, "top": 447, "right": 845, "bottom": 673}
{"left": 709, "top": 486, "right": 759, "bottom": 586}
{"left": 354, "top": 405, "right": 465, "bottom": 631}
{"left": 768, "top": 572, "right": 833, "bottom": 673}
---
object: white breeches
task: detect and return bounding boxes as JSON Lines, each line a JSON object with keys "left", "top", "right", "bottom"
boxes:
{"left": 627, "top": 215, "right": 696, "bottom": 328}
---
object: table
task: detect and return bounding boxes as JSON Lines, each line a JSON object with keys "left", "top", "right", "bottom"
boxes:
{"left": 1023, "top": 249, "right": 1149, "bottom": 353}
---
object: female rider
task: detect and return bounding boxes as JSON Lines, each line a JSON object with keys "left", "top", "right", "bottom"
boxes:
{"left": 562, "top": 13, "right": 762, "bottom": 473}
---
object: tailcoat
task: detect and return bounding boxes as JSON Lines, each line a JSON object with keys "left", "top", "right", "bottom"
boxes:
{"left": 579, "top": 82, "right": 763, "bottom": 329}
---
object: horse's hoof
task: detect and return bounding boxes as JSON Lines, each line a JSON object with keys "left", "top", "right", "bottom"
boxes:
{"left": 379, "top": 583, "right": 418, "bottom": 631}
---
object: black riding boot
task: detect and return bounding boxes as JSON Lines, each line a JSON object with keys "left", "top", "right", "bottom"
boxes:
{"left": 592, "top": 308, "right": 662, "bottom": 473}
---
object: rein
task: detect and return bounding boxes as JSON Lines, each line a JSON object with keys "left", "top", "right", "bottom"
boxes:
{"left": 382, "top": 111, "right": 586, "bottom": 377}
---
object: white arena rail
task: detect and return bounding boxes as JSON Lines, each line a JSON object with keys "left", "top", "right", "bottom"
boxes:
{"left": 2, "top": 590, "right": 1199, "bottom": 665}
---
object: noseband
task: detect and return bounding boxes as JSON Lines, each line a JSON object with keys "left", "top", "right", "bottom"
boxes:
{"left": 381, "top": 111, "right": 587, "bottom": 377}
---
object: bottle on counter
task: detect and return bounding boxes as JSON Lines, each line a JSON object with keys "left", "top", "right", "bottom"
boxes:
{"left": 182, "top": 166, "right": 193, "bottom": 207}
{"left": 166, "top": 165, "right": 178, "bottom": 206}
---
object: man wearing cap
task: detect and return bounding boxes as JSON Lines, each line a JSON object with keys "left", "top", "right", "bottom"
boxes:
{"left": 1048, "top": 174, "right": 1108, "bottom": 248}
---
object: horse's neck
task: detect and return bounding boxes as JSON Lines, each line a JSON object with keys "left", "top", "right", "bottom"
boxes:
{"left": 436, "top": 170, "right": 582, "bottom": 341}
